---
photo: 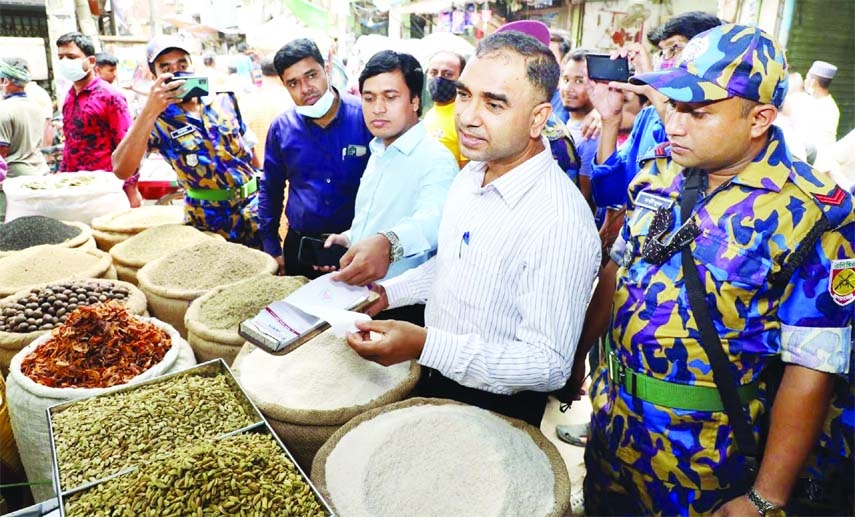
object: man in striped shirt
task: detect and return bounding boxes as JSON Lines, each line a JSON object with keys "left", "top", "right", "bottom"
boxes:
{"left": 346, "top": 31, "right": 600, "bottom": 425}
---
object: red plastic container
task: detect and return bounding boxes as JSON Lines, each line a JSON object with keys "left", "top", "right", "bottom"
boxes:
{"left": 138, "top": 181, "right": 179, "bottom": 200}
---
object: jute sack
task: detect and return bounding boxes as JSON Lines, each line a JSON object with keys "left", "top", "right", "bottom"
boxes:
{"left": 232, "top": 333, "right": 421, "bottom": 472}
{"left": 91, "top": 205, "right": 185, "bottom": 251}
{"left": 312, "top": 398, "right": 572, "bottom": 517}
{"left": 0, "top": 279, "right": 148, "bottom": 376}
{"left": 184, "top": 275, "right": 308, "bottom": 365}
{"left": 5, "top": 317, "right": 196, "bottom": 502}
{"left": 137, "top": 241, "right": 278, "bottom": 338}
{"left": 109, "top": 225, "right": 224, "bottom": 286}
{"left": 0, "top": 246, "right": 115, "bottom": 298}
{"left": 0, "top": 372, "right": 24, "bottom": 485}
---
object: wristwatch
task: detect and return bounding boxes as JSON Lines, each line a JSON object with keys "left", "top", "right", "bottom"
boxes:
{"left": 379, "top": 231, "right": 403, "bottom": 263}
{"left": 748, "top": 488, "right": 786, "bottom": 517}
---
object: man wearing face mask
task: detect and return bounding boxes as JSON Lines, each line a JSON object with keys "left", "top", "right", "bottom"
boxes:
{"left": 259, "top": 38, "right": 372, "bottom": 278}
{"left": 55, "top": 32, "right": 140, "bottom": 207}
{"left": 112, "top": 36, "right": 261, "bottom": 246}
{"left": 422, "top": 51, "right": 467, "bottom": 168}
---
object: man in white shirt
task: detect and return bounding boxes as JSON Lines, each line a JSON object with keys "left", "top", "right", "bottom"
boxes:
{"left": 801, "top": 61, "right": 839, "bottom": 163}
{"left": 346, "top": 31, "right": 601, "bottom": 425}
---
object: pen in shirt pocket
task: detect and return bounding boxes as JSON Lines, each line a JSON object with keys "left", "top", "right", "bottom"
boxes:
{"left": 458, "top": 231, "right": 470, "bottom": 258}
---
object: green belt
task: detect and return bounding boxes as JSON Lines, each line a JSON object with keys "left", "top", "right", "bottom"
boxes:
{"left": 185, "top": 176, "right": 258, "bottom": 202}
{"left": 606, "top": 339, "right": 759, "bottom": 412}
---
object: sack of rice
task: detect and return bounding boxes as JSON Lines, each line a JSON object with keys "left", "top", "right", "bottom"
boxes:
{"left": 0, "top": 245, "right": 116, "bottom": 298}
{"left": 109, "top": 224, "right": 223, "bottom": 286}
{"left": 3, "top": 172, "right": 129, "bottom": 225}
{"left": 136, "top": 241, "right": 277, "bottom": 338}
{"left": 0, "top": 279, "right": 147, "bottom": 376}
{"left": 312, "top": 398, "right": 571, "bottom": 517}
{"left": 184, "top": 274, "right": 308, "bottom": 365}
{"left": 0, "top": 217, "right": 95, "bottom": 258}
{"left": 232, "top": 330, "right": 420, "bottom": 471}
{"left": 0, "top": 372, "right": 25, "bottom": 493}
{"left": 91, "top": 205, "right": 184, "bottom": 251}
{"left": 5, "top": 303, "right": 196, "bottom": 502}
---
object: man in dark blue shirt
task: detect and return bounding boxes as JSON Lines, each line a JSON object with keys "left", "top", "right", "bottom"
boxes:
{"left": 259, "top": 38, "right": 372, "bottom": 277}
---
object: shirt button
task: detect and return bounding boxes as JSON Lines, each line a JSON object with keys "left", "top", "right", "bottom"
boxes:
{"left": 325, "top": 178, "right": 331, "bottom": 184}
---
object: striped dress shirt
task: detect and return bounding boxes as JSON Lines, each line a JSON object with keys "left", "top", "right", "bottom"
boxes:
{"left": 382, "top": 143, "right": 601, "bottom": 395}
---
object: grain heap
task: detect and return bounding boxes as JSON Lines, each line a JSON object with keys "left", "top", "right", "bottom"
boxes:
{"left": 91, "top": 205, "right": 184, "bottom": 251}
{"left": 0, "top": 245, "right": 114, "bottom": 297}
{"left": 319, "top": 402, "right": 561, "bottom": 517}
{"left": 108, "top": 224, "right": 222, "bottom": 285}
{"left": 64, "top": 433, "right": 326, "bottom": 516}
{"left": 0, "top": 216, "right": 81, "bottom": 251}
{"left": 51, "top": 372, "right": 255, "bottom": 491}
{"left": 137, "top": 240, "right": 277, "bottom": 336}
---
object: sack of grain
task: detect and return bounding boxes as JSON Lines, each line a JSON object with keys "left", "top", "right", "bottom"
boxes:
{"left": 0, "top": 279, "right": 147, "bottom": 376}
{"left": 0, "top": 372, "right": 25, "bottom": 492}
{"left": 0, "top": 245, "right": 115, "bottom": 298}
{"left": 3, "top": 172, "right": 129, "bottom": 225}
{"left": 184, "top": 275, "right": 308, "bottom": 365}
{"left": 312, "top": 398, "right": 571, "bottom": 517}
{"left": 0, "top": 217, "right": 95, "bottom": 259}
{"left": 137, "top": 241, "right": 278, "bottom": 338}
{"left": 91, "top": 205, "right": 185, "bottom": 251}
{"left": 109, "top": 225, "right": 224, "bottom": 286}
{"left": 232, "top": 330, "right": 420, "bottom": 471}
{"left": 5, "top": 311, "right": 196, "bottom": 502}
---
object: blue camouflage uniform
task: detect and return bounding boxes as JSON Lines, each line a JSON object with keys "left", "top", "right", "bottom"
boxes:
{"left": 584, "top": 24, "right": 855, "bottom": 516}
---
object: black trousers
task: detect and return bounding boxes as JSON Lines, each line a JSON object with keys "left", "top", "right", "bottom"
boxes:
{"left": 416, "top": 367, "right": 548, "bottom": 427}
{"left": 282, "top": 229, "right": 324, "bottom": 279}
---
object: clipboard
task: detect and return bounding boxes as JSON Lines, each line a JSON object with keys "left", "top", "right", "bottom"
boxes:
{"left": 238, "top": 291, "right": 379, "bottom": 356}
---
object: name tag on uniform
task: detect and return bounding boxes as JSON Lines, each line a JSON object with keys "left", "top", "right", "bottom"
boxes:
{"left": 170, "top": 125, "right": 195, "bottom": 140}
{"left": 635, "top": 191, "right": 674, "bottom": 211}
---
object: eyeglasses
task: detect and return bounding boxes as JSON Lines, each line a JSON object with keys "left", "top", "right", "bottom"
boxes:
{"left": 641, "top": 207, "right": 700, "bottom": 265}
{"left": 658, "top": 44, "right": 685, "bottom": 61}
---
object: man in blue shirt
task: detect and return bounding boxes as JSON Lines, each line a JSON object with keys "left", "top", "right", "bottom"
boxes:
{"left": 259, "top": 38, "right": 372, "bottom": 278}
{"left": 322, "top": 51, "right": 457, "bottom": 324}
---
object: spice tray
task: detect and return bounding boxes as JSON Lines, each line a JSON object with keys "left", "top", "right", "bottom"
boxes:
{"left": 46, "top": 359, "right": 334, "bottom": 516}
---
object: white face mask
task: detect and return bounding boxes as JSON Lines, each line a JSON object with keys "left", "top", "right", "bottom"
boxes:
{"left": 295, "top": 88, "right": 335, "bottom": 118}
{"left": 57, "top": 58, "right": 88, "bottom": 82}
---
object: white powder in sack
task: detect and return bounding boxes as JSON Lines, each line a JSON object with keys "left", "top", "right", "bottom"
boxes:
{"left": 236, "top": 329, "right": 411, "bottom": 411}
{"left": 325, "top": 404, "right": 556, "bottom": 517}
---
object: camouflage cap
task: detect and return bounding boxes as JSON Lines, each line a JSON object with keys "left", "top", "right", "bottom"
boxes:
{"left": 630, "top": 24, "right": 788, "bottom": 108}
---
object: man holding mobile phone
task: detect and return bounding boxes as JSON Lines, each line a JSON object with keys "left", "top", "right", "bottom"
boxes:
{"left": 112, "top": 36, "right": 261, "bottom": 246}
{"left": 319, "top": 50, "right": 457, "bottom": 324}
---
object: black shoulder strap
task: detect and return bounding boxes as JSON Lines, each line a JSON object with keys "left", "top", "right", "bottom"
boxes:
{"left": 769, "top": 216, "right": 831, "bottom": 295}
{"left": 222, "top": 91, "right": 244, "bottom": 134}
{"left": 678, "top": 168, "right": 758, "bottom": 457}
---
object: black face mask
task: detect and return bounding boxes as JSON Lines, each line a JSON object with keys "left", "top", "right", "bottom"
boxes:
{"left": 428, "top": 76, "right": 456, "bottom": 104}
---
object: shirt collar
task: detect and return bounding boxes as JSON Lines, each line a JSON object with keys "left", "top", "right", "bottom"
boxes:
{"left": 461, "top": 137, "right": 553, "bottom": 208}
{"left": 80, "top": 75, "right": 103, "bottom": 92}
{"left": 368, "top": 121, "right": 426, "bottom": 156}
{"left": 729, "top": 126, "right": 792, "bottom": 193}
{"left": 3, "top": 92, "right": 26, "bottom": 99}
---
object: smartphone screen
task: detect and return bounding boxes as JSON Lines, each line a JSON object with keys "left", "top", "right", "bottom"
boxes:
{"left": 298, "top": 236, "right": 348, "bottom": 267}
{"left": 166, "top": 75, "right": 209, "bottom": 101}
{"left": 585, "top": 54, "right": 630, "bottom": 83}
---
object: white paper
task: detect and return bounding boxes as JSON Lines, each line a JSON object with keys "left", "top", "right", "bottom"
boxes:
{"left": 283, "top": 273, "right": 373, "bottom": 337}
{"left": 296, "top": 303, "right": 371, "bottom": 337}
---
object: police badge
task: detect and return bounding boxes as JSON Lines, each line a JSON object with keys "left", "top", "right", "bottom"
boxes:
{"left": 186, "top": 154, "right": 199, "bottom": 167}
{"left": 830, "top": 259, "right": 855, "bottom": 306}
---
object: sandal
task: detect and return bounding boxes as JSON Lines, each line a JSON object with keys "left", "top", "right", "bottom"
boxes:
{"left": 556, "top": 422, "right": 590, "bottom": 447}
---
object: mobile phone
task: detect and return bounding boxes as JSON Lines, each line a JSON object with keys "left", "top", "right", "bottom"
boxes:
{"left": 585, "top": 54, "right": 630, "bottom": 83}
{"left": 298, "top": 236, "right": 348, "bottom": 267}
{"left": 167, "top": 75, "right": 209, "bottom": 101}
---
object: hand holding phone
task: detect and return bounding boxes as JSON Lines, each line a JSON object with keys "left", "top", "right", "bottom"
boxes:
{"left": 165, "top": 75, "right": 209, "bottom": 101}
{"left": 298, "top": 236, "right": 348, "bottom": 268}
{"left": 586, "top": 54, "right": 630, "bottom": 83}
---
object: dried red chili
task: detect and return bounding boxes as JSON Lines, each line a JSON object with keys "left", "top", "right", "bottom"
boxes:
{"left": 20, "top": 301, "right": 171, "bottom": 388}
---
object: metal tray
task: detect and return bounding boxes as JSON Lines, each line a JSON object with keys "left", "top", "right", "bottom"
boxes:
{"left": 46, "top": 359, "right": 334, "bottom": 516}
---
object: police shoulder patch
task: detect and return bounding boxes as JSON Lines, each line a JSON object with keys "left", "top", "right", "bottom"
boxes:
{"left": 830, "top": 259, "right": 855, "bottom": 306}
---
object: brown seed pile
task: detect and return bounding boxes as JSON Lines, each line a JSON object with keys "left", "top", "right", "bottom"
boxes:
{"left": 110, "top": 224, "right": 214, "bottom": 265}
{"left": 0, "top": 281, "right": 130, "bottom": 333}
{"left": 52, "top": 373, "right": 256, "bottom": 491}
{"left": 198, "top": 276, "right": 308, "bottom": 330}
{"left": 145, "top": 241, "right": 273, "bottom": 291}
{"left": 64, "top": 432, "right": 327, "bottom": 517}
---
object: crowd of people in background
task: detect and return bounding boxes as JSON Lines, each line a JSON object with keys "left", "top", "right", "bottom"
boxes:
{"left": 0, "top": 10, "right": 853, "bottom": 516}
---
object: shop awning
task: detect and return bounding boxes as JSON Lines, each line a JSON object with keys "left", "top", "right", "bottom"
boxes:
{"left": 283, "top": 0, "right": 329, "bottom": 30}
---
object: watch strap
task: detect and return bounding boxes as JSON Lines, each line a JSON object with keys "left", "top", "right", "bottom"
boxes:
{"left": 380, "top": 231, "right": 403, "bottom": 263}
{"left": 748, "top": 488, "right": 784, "bottom": 516}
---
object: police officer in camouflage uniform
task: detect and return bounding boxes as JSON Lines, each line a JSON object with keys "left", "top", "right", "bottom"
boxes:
{"left": 582, "top": 24, "right": 855, "bottom": 516}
